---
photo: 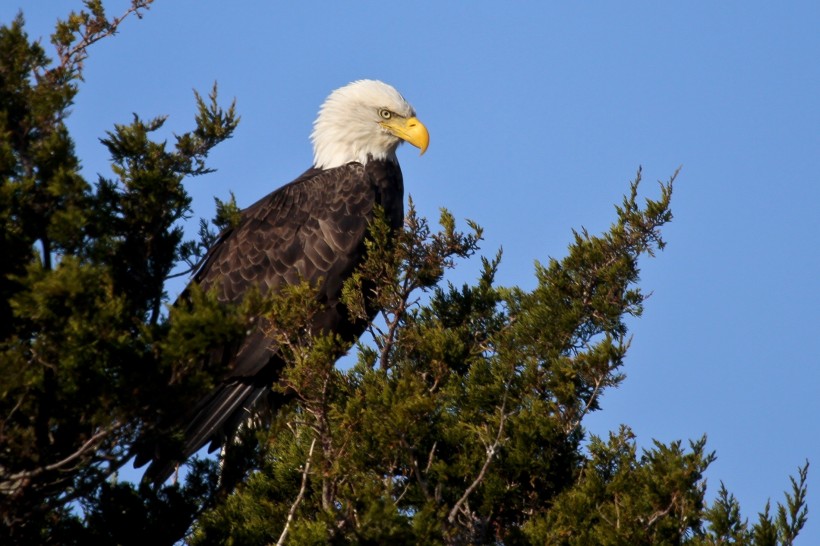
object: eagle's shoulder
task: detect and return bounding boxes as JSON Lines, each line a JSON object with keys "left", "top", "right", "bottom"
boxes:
{"left": 196, "top": 163, "right": 384, "bottom": 301}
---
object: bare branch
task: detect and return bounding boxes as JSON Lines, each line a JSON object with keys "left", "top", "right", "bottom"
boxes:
{"left": 563, "top": 373, "right": 605, "bottom": 434}
{"left": 644, "top": 494, "right": 677, "bottom": 528}
{"left": 392, "top": 471, "right": 414, "bottom": 506}
{"left": 275, "top": 437, "right": 316, "bottom": 546}
{"left": 4, "top": 425, "right": 115, "bottom": 485}
{"left": 424, "top": 441, "right": 437, "bottom": 474}
{"left": 378, "top": 304, "right": 405, "bottom": 371}
{"left": 411, "top": 451, "right": 431, "bottom": 501}
{"left": 447, "top": 398, "right": 508, "bottom": 524}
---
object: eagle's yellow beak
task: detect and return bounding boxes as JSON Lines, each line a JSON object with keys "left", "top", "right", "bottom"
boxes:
{"left": 381, "top": 116, "right": 429, "bottom": 155}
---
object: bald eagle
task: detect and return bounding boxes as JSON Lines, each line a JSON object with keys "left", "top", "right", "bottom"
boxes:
{"left": 137, "top": 80, "right": 428, "bottom": 483}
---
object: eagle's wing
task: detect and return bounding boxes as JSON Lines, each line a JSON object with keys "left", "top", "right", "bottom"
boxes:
{"left": 139, "top": 163, "right": 381, "bottom": 482}
{"left": 201, "top": 164, "right": 374, "bottom": 306}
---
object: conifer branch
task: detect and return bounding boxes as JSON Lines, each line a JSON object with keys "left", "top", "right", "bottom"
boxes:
{"left": 52, "top": 0, "right": 154, "bottom": 78}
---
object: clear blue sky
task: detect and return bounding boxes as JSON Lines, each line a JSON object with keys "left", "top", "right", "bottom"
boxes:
{"left": 7, "top": 1, "right": 820, "bottom": 540}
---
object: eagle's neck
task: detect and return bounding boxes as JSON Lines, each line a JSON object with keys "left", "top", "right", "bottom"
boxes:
{"left": 311, "top": 126, "right": 399, "bottom": 170}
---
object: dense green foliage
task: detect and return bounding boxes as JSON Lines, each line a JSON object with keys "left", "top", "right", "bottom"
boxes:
{"left": 0, "top": 3, "right": 245, "bottom": 542}
{"left": 0, "top": 3, "right": 809, "bottom": 545}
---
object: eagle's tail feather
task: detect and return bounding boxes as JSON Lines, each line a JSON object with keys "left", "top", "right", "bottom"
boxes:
{"left": 141, "top": 381, "right": 266, "bottom": 485}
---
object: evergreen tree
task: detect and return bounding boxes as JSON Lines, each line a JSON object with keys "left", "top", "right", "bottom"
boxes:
{"left": 0, "top": 3, "right": 809, "bottom": 545}
{"left": 1, "top": 3, "right": 244, "bottom": 543}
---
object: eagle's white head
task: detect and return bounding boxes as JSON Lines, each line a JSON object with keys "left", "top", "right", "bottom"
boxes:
{"left": 311, "top": 80, "right": 429, "bottom": 170}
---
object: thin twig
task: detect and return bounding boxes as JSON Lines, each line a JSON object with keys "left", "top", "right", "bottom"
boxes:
{"left": 447, "top": 397, "right": 508, "bottom": 524}
{"left": 56, "top": 1, "right": 154, "bottom": 74}
{"left": 424, "top": 441, "right": 437, "bottom": 474}
{"left": 564, "top": 374, "right": 604, "bottom": 434}
{"left": 378, "top": 299, "right": 406, "bottom": 371}
{"left": 394, "top": 478, "right": 412, "bottom": 506}
{"left": 275, "top": 437, "right": 316, "bottom": 546}
{"left": 411, "top": 452, "right": 431, "bottom": 500}
{"left": 5, "top": 426, "right": 114, "bottom": 482}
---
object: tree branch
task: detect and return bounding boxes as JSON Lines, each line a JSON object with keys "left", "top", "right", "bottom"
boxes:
{"left": 564, "top": 373, "right": 605, "bottom": 434}
{"left": 54, "top": 0, "right": 154, "bottom": 77}
{"left": 275, "top": 437, "right": 316, "bottom": 546}
{"left": 4, "top": 425, "right": 115, "bottom": 484}
{"left": 644, "top": 494, "right": 677, "bottom": 528}
{"left": 447, "top": 397, "right": 508, "bottom": 524}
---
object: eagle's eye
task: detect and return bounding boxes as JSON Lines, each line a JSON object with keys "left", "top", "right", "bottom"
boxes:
{"left": 378, "top": 109, "right": 392, "bottom": 120}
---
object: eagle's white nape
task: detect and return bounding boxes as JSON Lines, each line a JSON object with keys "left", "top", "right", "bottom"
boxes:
{"left": 311, "top": 80, "right": 417, "bottom": 170}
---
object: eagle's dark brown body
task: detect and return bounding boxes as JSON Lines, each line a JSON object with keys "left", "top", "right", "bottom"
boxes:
{"left": 139, "top": 159, "right": 403, "bottom": 482}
